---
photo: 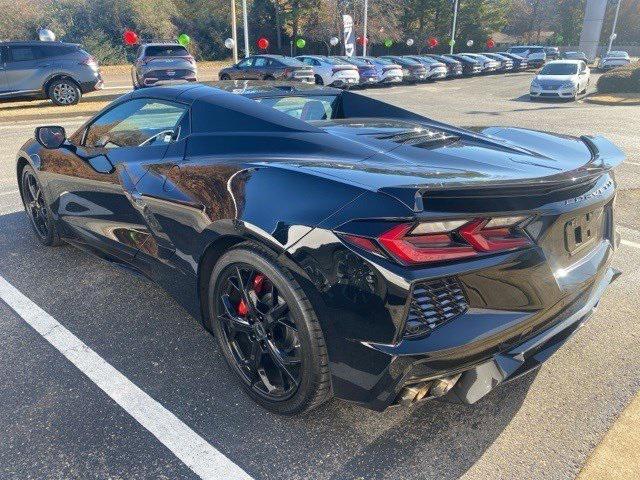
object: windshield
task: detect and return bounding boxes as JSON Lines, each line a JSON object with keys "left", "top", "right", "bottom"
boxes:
{"left": 339, "top": 57, "right": 370, "bottom": 67}
{"left": 539, "top": 63, "right": 578, "bottom": 75}
{"left": 277, "top": 56, "right": 306, "bottom": 67}
{"left": 325, "top": 57, "right": 351, "bottom": 65}
{"left": 607, "top": 51, "right": 628, "bottom": 58}
{"left": 254, "top": 95, "right": 341, "bottom": 121}
{"left": 144, "top": 45, "right": 189, "bottom": 57}
{"left": 367, "top": 57, "right": 393, "bottom": 65}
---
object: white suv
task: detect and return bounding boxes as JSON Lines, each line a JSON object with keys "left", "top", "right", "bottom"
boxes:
{"left": 295, "top": 56, "right": 360, "bottom": 88}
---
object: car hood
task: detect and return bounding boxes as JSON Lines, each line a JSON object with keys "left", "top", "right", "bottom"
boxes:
{"left": 267, "top": 118, "right": 624, "bottom": 209}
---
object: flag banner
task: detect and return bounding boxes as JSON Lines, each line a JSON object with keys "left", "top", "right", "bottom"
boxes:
{"left": 343, "top": 15, "right": 355, "bottom": 57}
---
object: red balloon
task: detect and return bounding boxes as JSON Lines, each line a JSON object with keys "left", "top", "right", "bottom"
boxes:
{"left": 356, "top": 36, "right": 368, "bottom": 46}
{"left": 427, "top": 37, "right": 438, "bottom": 48}
{"left": 257, "top": 37, "right": 269, "bottom": 50}
{"left": 486, "top": 38, "right": 495, "bottom": 49}
{"left": 123, "top": 30, "right": 139, "bottom": 46}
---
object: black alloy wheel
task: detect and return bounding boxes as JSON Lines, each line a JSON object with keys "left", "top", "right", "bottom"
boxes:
{"left": 209, "top": 245, "right": 331, "bottom": 414}
{"left": 220, "top": 73, "right": 231, "bottom": 80}
{"left": 21, "top": 166, "right": 60, "bottom": 246}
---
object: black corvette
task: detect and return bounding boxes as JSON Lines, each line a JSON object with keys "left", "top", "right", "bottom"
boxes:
{"left": 17, "top": 81, "right": 623, "bottom": 414}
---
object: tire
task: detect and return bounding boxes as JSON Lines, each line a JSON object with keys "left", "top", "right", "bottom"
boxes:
{"left": 220, "top": 73, "right": 231, "bottom": 80}
{"left": 314, "top": 74, "right": 324, "bottom": 86}
{"left": 208, "top": 243, "right": 332, "bottom": 415}
{"left": 20, "top": 165, "right": 61, "bottom": 246}
{"left": 48, "top": 78, "right": 81, "bottom": 106}
{"left": 264, "top": 75, "right": 275, "bottom": 81}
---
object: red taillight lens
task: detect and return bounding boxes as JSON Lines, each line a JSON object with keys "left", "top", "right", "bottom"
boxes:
{"left": 283, "top": 68, "right": 293, "bottom": 76}
{"left": 379, "top": 223, "right": 476, "bottom": 264}
{"left": 340, "top": 216, "right": 531, "bottom": 266}
{"left": 186, "top": 55, "right": 196, "bottom": 66}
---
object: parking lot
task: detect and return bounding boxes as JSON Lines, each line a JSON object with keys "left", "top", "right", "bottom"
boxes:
{"left": 1, "top": 71, "right": 639, "bottom": 479}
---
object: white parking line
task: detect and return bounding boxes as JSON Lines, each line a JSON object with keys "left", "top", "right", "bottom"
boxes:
{"left": 0, "top": 190, "right": 19, "bottom": 197}
{"left": 622, "top": 239, "right": 640, "bottom": 250}
{"left": 0, "top": 274, "right": 253, "bottom": 480}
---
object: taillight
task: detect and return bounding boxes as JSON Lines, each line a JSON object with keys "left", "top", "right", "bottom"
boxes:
{"left": 341, "top": 216, "right": 531, "bottom": 265}
{"left": 283, "top": 68, "right": 293, "bottom": 76}
{"left": 80, "top": 56, "right": 97, "bottom": 67}
{"left": 186, "top": 55, "right": 196, "bottom": 66}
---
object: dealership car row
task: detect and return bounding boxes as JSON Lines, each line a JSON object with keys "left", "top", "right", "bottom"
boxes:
{"left": 0, "top": 39, "right": 634, "bottom": 106}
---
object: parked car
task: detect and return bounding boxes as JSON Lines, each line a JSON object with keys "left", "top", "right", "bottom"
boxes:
{"left": 132, "top": 43, "right": 197, "bottom": 88}
{"left": 379, "top": 55, "right": 428, "bottom": 82}
{"left": 219, "top": 55, "right": 314, "bottom": 83}
{"left": 404, "top": 56, "right": 448, "bottom": 80}
{"left": 359, "top": 57, "right": 404, "bottom": 84}
{"left": 599, "top": 51, "right": 631, "bottom": 71}
{"left": 333, "top": 56, "right": 381, "bottom": 86}
{"left": 461, "top": 53, "right": 500, "bottom": 73}
{"left": 498, "top": 52, "right": 529, "bottom": 70}
{"left": 295, "top": 55, "right": 359, "bottom": 87}
{"left": 530, "top": 60, "right": 590, "bottom": 100}
{"left": 507, "top": 45, "right": 546, "bottom": 68}
{"left": 544, "top": 46, "right": 560, "bottom": 60}
{"left": 481, "top": 53, "right": 514, "bottom": 72}
{"left": 563, "top": 51, "right": 589, "bottom": 62}
{"left": 0, "top": 41, "right": 102, "bottom": 105}
{"left": 18, "top": 81, "right": 623, "bottom": 414}
{"left": 423, "top": 54, "right": 464, "bottom": 77}
{"left": 444, "top": 54, "right": 483, "bottom": 75}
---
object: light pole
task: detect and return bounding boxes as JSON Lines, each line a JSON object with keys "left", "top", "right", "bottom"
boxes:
{"left": 450, "top": 0, "right": 459, "bottom": 54}
{"left": 606, "top": 0, "right": 622, "bottom": 55}
{"left": 362, "top": 0, "right": 368, "bottom": 57}
{"left": 242, "top": 0, "right": 250, "bottom": 57}
{"left": 230, "top": 0, "right": 238, "bottom": 62}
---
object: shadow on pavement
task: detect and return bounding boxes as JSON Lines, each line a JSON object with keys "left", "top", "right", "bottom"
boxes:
{"left": 0, "top": 211, "right": 534, "bottom": 480}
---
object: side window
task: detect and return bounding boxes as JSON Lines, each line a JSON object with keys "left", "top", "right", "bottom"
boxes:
{"left": 254, "top": 57, "right": 268, "bottom": 67}
{"left": 84, "top": 99, "right": 188, "bottom": 149}
{"left": 7, "top": 46, "right": 39, "bottom": 63}
{"left": 237, "top": 58, "right": 253, "bottom": 68}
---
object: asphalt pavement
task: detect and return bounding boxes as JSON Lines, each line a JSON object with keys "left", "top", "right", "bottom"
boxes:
{"left": 0, "top": 72, "right": 639, "bottom": 480}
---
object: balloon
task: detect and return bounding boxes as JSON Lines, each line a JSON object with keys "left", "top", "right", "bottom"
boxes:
{"left": 427, "top": 37, "right": 438, "bottom": 48}
{"left": 466, "top": 39, "right": 474, "bottom": 47}
{"left": 356, "top": 36, "right": 368, "bottom": 46}
{"left": 486, "top": 38, "right": 495, "bottom": 49}
{"left": 329, "top": 36, "right": 339, "bottom": 46}
{"left": 257, "top": 37, "right": 269, "bottom": 50}
{"left": 123, "top": 30, "right": 139, "bottom": 46}
{"left": 38, "top": 28, "right": 56, "bottom": 42}
{"left": 177, "top": 33, "right": 190, "bottom": 47}
{"left": 448, "top": 39, "right": 455, "bottom": 47}
{"left": 384, "top": 38, "right": 393, "bottom": 48}
{"left": 224, "top": 38, "right": 235, "bottom": 49}
{"left": 406, "top": 38, "right": 414, "bottom": 47}
{"left": 296, "top": 38, "right": 306, "bottom": 49}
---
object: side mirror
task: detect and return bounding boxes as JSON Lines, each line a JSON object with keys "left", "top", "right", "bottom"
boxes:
{"left": 35, "top": 126, "right": 66, "bottom": 149}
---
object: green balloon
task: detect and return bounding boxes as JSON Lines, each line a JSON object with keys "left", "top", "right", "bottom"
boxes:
{"left": 384, "top": 38, "right": 393, "bottom": 48}
{"left": 296, "top": 38, "right": 306, "bottom": 49}
{"left": 448, "top": 39, "right": 455, "bottom": 46}
{"left": 178, "top": 34, "right": 190, "bottom": 47}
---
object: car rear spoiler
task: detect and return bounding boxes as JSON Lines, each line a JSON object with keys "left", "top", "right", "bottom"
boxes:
{"left": 378, "top": 135, "right": 625, "bottom": 212}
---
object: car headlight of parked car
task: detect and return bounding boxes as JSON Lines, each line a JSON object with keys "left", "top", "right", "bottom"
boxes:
{"left": 530, "top": 79, "right": 541, "bottom": 89}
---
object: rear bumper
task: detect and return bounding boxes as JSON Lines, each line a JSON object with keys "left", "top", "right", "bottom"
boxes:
{"left": 79, "top": 73, "right": 104, "bottom": 93}
{"left": 449, "top": 266, "right": 620, "bottom": 404}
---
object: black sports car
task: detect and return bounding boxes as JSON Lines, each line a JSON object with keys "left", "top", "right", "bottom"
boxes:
{"left": 17, "top": 81, "right": 623, "bottom": 414}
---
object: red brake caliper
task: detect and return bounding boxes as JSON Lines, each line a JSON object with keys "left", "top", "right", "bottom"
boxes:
{"left": 236, "top": 274, "right": 266, "bottom": 316}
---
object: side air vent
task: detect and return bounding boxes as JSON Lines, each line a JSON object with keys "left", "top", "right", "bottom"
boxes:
{"left": 404, "top": 277, "right": 468, "bottom": 338}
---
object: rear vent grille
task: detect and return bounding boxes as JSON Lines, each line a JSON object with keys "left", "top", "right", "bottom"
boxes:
{"left": 404, "top": 277, "right": 468, "bottom": 338}
{"left": 373, "top": 129, "right": 459, "bottom": 148}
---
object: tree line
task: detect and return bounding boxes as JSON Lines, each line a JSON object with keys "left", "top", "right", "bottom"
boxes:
{"left": 0, "top": 0, "right": 637, "bottom": 64}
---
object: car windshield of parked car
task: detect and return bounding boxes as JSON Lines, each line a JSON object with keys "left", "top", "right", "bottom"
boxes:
{"left": 144, "top": 45, "right": 189, "bottom": 57}
{"left": 254, "top": 95, "right": 340, "bottom": 121}
{"left": 607, "top": 51, "right": 629, "bottom": 59}
{"left": 368, "top": 57, "right": 393, "bottom": 65}
{"left": 540, "top": 63, "right": 578, "bottom": 75}
{"left": 325, "top": 57, "right": 351, "bottom": 65}
{"left": 340, "top": 57, "right": 369, "bottom": 67}
{"left": 277, "top": 56, "right": 305, "bottom": 67}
